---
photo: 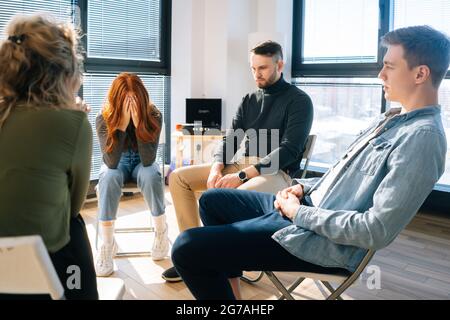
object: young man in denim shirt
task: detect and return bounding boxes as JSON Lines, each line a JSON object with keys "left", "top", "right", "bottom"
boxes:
{"left": 171, "top": 26, "right": 450, "bottom": 300}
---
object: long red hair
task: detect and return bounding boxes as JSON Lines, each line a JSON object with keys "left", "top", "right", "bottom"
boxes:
{"left": 102, "top": 73, "right": 161, "bottom": 153}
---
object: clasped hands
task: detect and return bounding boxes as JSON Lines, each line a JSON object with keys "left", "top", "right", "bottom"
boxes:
{"left": 274, "top": 184, "right": 304, "bottom": 221}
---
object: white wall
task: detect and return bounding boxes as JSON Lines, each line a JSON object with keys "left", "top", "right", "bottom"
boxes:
{"left": 170, "top": 0, "right": 193, "bottom": 132}
{"left": 171, "top": 0, "right": 293, "bottom": 132}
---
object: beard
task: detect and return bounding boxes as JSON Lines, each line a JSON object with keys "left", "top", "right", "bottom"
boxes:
{"left": 256, "top": 70, "right": 279, "bottom": 89}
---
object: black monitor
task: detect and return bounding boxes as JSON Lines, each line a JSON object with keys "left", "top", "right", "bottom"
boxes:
{"left": 186, "top": 98, "right": 222, "bottom": 129}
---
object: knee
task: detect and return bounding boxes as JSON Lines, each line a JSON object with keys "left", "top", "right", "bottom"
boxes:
{"left": 138, "top": 165, "right": 162, "bottom": 186}
{"left": 198, "top": 189, "right": 225, "bottom": 222}
{"left": 171, "top": 229, "right": 201, "bottom": 267}
{"left": 168, "top": 168, "right": 182, "bottom": 190}
{"left": 199, "top": 189, "right": 225, "bottom": 210}
{"left": 198, "top": 189, "right": 214, "bottom": 215}
{"left": 98, "top": 168, "right": 123, "bottom": 186}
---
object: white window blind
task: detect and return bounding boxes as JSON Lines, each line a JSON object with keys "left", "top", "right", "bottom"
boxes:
{"left": 0, "top": 0, "right": 74, "bottom": 34}
{"left": 87, "top": 0, "right": 161, "bottom": 61}
{"left": 302, "top": 0, "right": 379, "bottom": 64}
{"left": 82, "top": 73, "right": 169, "bottom": 180}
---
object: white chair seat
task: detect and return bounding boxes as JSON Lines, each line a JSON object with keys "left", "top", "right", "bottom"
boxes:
{"left": 96, "top": 278, "right": 126, "bottom": 300}
{"left": 0, "top": 235, "right": 64, "bottom": 299}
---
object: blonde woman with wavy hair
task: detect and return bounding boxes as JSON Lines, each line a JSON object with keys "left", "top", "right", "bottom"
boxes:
{"left": 0, "top": 14, "right": 97, "bottom": 299}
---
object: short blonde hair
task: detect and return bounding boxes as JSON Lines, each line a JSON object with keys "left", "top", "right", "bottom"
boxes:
{"left": 0, "top": 13, "right": 83, "bottom": 129}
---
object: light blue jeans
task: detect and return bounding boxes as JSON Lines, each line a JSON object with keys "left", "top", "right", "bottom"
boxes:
{"left": 97, "top": 151, "right": 165, "bottom": 221}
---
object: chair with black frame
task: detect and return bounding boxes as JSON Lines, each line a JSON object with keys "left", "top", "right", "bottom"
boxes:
{"left": 264, "top": 249, "right": 376, "bottom": 300}
{"left": 241, "top": 134, "right": 317, "bottom": 284}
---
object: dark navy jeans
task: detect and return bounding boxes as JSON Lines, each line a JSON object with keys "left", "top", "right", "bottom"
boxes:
{"left": 171, "top": 189, "right": 346, "bottom": 300}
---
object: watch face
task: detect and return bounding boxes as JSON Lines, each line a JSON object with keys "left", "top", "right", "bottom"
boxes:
{"left": 238, "top": 171, "right": 246, "bottom": 180}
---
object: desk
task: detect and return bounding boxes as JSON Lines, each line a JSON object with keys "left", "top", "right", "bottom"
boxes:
{"left": 172, "top": 132, "right": 223, "bottom": 168}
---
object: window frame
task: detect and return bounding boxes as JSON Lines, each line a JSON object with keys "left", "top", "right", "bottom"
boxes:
{"left": 78, "top": 0, "right": 171, "bottom": 75}
{"left": 292, "top": 0, "right": 449, "bottom": 79}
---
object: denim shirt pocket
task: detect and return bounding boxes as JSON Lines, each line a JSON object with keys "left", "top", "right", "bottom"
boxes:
{"left": 354, "top": 136, "right": 392, "bottom": 176}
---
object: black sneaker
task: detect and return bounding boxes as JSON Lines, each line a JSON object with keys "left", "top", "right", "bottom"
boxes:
{"left": 162, "top": 266, "right": 182, "bottom": 282}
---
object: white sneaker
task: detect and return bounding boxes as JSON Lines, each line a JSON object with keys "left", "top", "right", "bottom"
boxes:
{"left": 95, "top": 240, "right": 117, "bottom": 277}
{"left": 152, "top": 224, "right": 170, "bottom": 261}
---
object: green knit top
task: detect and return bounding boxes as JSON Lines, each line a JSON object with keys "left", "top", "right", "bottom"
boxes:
{"left": 0, "top": 106, "right": 92, "bottom": 252}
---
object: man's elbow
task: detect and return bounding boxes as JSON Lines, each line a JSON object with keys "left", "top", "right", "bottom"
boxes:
{"left": 367, "top": 232, "right": 393, "bottom": 251}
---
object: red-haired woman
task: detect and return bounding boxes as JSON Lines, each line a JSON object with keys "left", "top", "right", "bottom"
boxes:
{"left": 95, "top": 73, "right": 169, "bottom": 277}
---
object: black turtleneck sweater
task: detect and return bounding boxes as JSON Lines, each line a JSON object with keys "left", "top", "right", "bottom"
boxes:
{"left": 213, "top": 75, "right": 313, "bottom": 178}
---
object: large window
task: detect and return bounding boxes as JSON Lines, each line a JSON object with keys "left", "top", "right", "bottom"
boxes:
{"left": 435, "top": 80, "right": 450, "bottom": 188}
{"left": 393, "top": 0, "right": 450, "bottom": 49}
{"left": 293, "top": 0, "right": 450, "bottom": 190}
{"left": 295, "top": 78, "right": 383, "bottom": 166}
{"left": 87, "top": 0, "right": 161, "bottom": 62}
{"left": 302, "top": 0, "right": 379, "bottom": 64}
{"left": 293, "top": 0, "right": 389, "bottom": 77}
{"left": 0, "top": 0, "right": 74, "bottom": 32}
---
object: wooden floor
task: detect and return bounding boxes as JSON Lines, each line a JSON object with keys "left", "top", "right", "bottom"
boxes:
{"left": 80, "top": 188, "right": 450, "bottom": 300}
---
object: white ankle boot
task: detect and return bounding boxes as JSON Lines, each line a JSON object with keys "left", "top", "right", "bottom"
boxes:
{"left": 95, "top": 239, "right": 118, "bottom": 277}
{"left": 96, "top": 223, "right": 117, "bottom": 277}
{"left": 152, "top": 215, "right": 170, "bottom": 261}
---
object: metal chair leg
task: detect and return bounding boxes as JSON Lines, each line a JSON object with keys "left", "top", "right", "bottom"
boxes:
{"left": 240, "top": 271, "right": 264, "bottom": 284}
{"left": 113, "top": 225, "right": 154, "bottom": 257}
{"left": 264, "top": 271, "right": 296, "bottom": 300}
{"left": 286, "top": 276, "right": 306, "bottom": 295}
{"left": 322, "top": 281, "right": 343, "bottom": 300}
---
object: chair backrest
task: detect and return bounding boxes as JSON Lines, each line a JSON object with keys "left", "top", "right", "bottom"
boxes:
{"left": 296, "top": 134, "right": 317, "bottom": 179}
{"left": 0, "top": 235, "right": 64, "bottom": 299}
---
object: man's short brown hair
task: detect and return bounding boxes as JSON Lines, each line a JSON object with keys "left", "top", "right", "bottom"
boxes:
{"left": 381, "top": 25, "right": 450, "bottom": 88}
{"left": 251, "top": 40, "right": 283, "bottom": 62}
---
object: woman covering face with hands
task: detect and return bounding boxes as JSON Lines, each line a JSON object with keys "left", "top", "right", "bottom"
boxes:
{"left": 95, "top": 73, "right": 170, "bottom": 277}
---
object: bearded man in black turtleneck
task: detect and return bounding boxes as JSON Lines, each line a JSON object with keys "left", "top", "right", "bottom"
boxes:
{"left": 163, "top": 41, "right": 313, "bottom": 283}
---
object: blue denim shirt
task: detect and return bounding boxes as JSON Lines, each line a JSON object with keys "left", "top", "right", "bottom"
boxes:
{"left": 272, "top": 105, "right": 447, "bottom": 272}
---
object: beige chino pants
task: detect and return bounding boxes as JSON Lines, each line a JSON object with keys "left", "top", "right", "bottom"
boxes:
{"left": 168, "top": 157, "right": 291, "bottom": 232}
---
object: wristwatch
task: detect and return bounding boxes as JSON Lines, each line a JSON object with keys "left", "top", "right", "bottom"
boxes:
{"left": 238, "top": 170, "right": 249, "bottom": 183}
